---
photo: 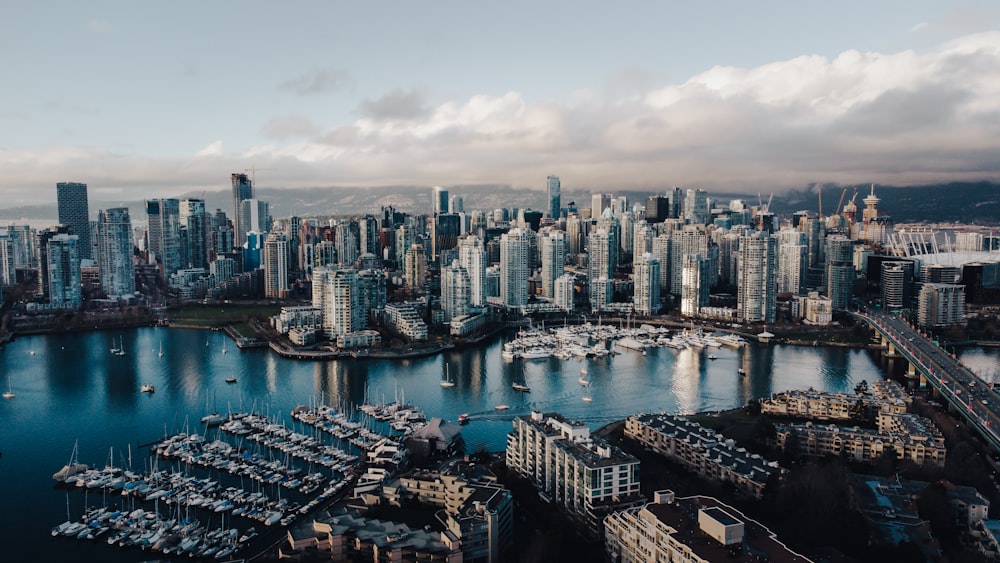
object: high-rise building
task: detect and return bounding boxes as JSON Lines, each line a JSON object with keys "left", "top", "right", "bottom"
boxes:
{"left": 231, "top": 173, "right": 253, "bottom": 249}
{"left": 441, "top": 260, "right": 471, "bottom": 322}
{"left": 458, "top": 235, "right": 487, "bottom": 308}
{"left": 179, "top": 198, "right": 207, "bottom": 269}
{"left": 500, "top": 228, "right": 532, "bottom": 307}
{"left": 669, "top": 227, "right": 709, "bottom": 296}
{"left": 539, "top": 230, "right": 566, "bottom": 299}
{"left": 35, "top": 225, "right": 71, "bottom": 297}
{"left": 684, "top": 188, "right": 709, "bottom": 226}
{"left": 56, "top": 182, "right": 91, "bottom": 260}
{"left": 433, "top": 186, "right": 449, "bottom": 216}
{"left": 431, "top": 213, "right": 461, "bottom": 261}
{"left": 238, "top": 199, "right": 270, "bottom": 241}
{"left": 263, "top": 232, "right": 289, "bottom": 299}
{"left": 46, "top": 233, "right": 81, "bottom": 308}
{"left": 314, "top": 267, "right": 364, "bottom": 338}
{"left": 918, "top": 283, "right": 966, "bottom": 328}
{"left": 96, "top": 208, "right": 135, "bottom": 298}
{"left": 0, "top": 234, "right": 14, "bottom": 287}
{"left": 652, "top": 233, "right": 671, "bottom": 294}
{"left": 775, "top": 229, "right": 808, "bottom": 295}
{"left": 554, "top": 273, "right": 576, "bottom": 312}
{"left": 632, "top": 223, "right": 654, "bottom": 265}
{"left": 404, "top": 243, "right": 427, "bottom": 290}
{"left": 565, "top": 214, "right": 585, "bottom": 256}
{"left": 644, "top": 195, "right": 670, "bottom": 223}
{"left": 826, "top": 235, "right": 854, "bottom": 310}
{"left": 588, "top": 228, "right": 614, "bottom": 306}
{"left": 547, "top": 175, "right": 561, "bottom": 219}
{"left": 335, "top": 221, "right": 360, "bottom": 267}
{"left": 591, "top": 193, "right": 612, "bottom": 218}
{"left": 737, "top": 232, "right": 777, "bottom": 323}
{"left": 146, "top": 199, "right": 182, "bottom": 280}
{"left": 680, "top": 253, "right": 710, "bottom": 317}
{"left": 634, "top": 253, "right": 661, "bottom": 315}
{"left": 881, "top": 261, "right": 914, "bottom": 310}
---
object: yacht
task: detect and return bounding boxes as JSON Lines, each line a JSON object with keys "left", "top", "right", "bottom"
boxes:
{"left": 494, "top": 403, "right": 510, "bottom": 411}
{"left": 225, "top": 376, "right": 237, "bottom": 384}
{"left": 140, "top": 384, "right": 155, "bottom": 394}
{"left": 512, "top": 383, "right": 530, "bottom": 392}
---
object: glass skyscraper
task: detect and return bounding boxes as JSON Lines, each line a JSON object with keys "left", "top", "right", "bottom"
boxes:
{"left": 56, "top": 182, "right": 91, "bottom": 260}
{"left": 547, "top": 175, "right": 561, "bottom": 219}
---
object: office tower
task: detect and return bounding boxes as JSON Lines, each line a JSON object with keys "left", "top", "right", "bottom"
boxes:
{"left": 431, "top": 213, "right": 461, "bottom": 261}
{"left": 335, "top": 221, "right": 360, "bottom": 267}
{"left": 243, "top": 231, "right": 264, "bottom": 270}
{"left": 231, "top": 173, "right": 253, "bottom": 249}
{"left": 669, "top": 227, "right": 709, "bottom": 296}
{"left": 588, "top": 228, "right": 614, "bottom": 307}
{"left": 826, "top": 235, "right": 854, "bottom": 310}
{"left": 591, "top": 193, "right": 612, "bottom": 217}
{"left": 554, "top": 273, "right": 575, "bottom": 312}
{"left": 539, "top": 230, "right": 566, "bottom": 299}
{"left": 263, "top": 232, "right": 289, "bottom": 299}
{"left": 96, "top": 207, "right": 135, "bottom": 297}
{"left": 146, "top": 199, "right": 182, "bottom": 280}
{"left": 881, "top": 261, "right": 914, "bottom": 310}
{"left": 449, "top": 195, "right": 464, "bottom": 215}
{"left": 634, "top": 253, "right": 661, "bottom": 315}
{"left": 47, "top": 233, "right": 81, "bottom": 308}
{"left": 56, "top": 182, "right": 91, "bottom": 260}
{"left": 404, "top": 243, "right": 427, "bottom": 290}
{"left": 441, "top": 260, "right": 471, "bottom": 322}
{"left": 500, "top": 228, "right": 532, "bottom": 307}
{"left": 358, "top": 215, "right": 379, "bottom": 258}
{"left": 684, "top": 188, "right": 709, "bottom": 226}
{"left": 737, "top": 232, "right": 777, "bottom": 323}
{"left": 179, "top": 198, "right": 208, "bottom": 269}
{"left": 645, "top": 195, "right": 670, "bottom": 223}
{"left": 458, "top": 235, "right": 487, "bottom": 308}
{"left": 547, "top": 175, "right": 561, "bottom": 219}
{"left": 0, "top": 235, "right": 13, "bottom": 287}
{"left": 669, "top": 187, "right": 684, "bottom": 219}
{"left": 680, "top": 253, "right": 710, "bottom": 317}
{"left": 433, "top": 186, "right": 449, "bottom": 216}
{"left": 918, "top": 283, "right": 965, "bottom": 328}
{"left": 238, "top": 199, "right": 270, "bottom": 241}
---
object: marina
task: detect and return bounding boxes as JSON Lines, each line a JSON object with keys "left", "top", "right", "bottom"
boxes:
{"left": 1, "top": 326, "right": 997, "bottom": 561}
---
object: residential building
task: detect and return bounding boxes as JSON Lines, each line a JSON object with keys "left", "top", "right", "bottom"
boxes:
{"left": 441, "top": 260, "right": 471, "bottom": 322}
{"left": 625, "top": 414, "right": 783, "bottom": 499}
{"left": 314, "top": 267, "right": 364, "bottom": 339}
{"left": 458, "top": 234, "right": 487, "bottom": 308}
{"left": 670, "top": 226, "right": 709, "bottom": 296}
{"left": 146, "top": 198, "right": 182, "bottom": 281}
{"left": 263, "top": 232, "right": 289, "bottom": 299}
{"left": 685, "top": 188, "right": 709, "bottom": 225}
{"left": 761, "top": 379, "right": 909, "bottom": 420}
{"left": 506, "top": 411, "right": 643, "bottom": 539}
{"left": 605, "top": 490, "right": 812, "bottom": 563}
{"left": 404, "top": 243, "right": 427, "bottom": 291}
{"left": 382, "top": 303, "right": 428, "bottom": 341}
{"left": 95, "top": 207, "right": 135, "bottom": 298}
{"left": 918, "top": 283, "right": 966, "bottom": 328}
{"left": 554, "top": 273, "right": 576, "bottom": 312}
{"left": 56, "top": 182, "right": 91, "bottom": 260}
{"left": 46, "top": 233, "right": 82, "bottom": 308}
{"left": 179, "top": 198, "right": 207, "bottom": 269}
{"left": 539, "top": 230, "right": 565, "bottom": 299}
{"left": 500, "top": 228, "right": 532, "bottom": 307}
{"left": 633, "top": 253, "right": 660, "bottom": 315}
{"left": 231, "top": 172, "right": 253, "bottom": 249}
{"left": 681, "top": 253, "right": 710, "bottom": 317}
{"left": 737, "top": 231, "right": 777, "bottom": 323}
{"left": 826, "top": 235, "right": 855, "bottom": 310}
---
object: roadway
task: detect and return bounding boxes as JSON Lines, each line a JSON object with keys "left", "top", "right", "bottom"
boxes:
{"left": 855, "top": 310, "right": 1000, "bottom": 453}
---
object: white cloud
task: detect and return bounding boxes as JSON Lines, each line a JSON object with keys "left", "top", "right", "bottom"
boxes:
{"left": 196, "top": 140, "right": 224, "bottom": 157}
{"left": 3, "top": 32, "right": 1000, "bottom": 203}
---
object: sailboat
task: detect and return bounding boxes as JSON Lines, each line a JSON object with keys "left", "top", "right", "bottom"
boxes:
{"left": 158, "top": 340, "right": 164, "bottom": 358}
{"left": 578, "top": 366, "right": 589, "bottom": 386}
{"left": 113, "top": 336, "right": 126, "bottom": 357}
{"left": 3, "top": 375, "right": 14, "bottom": 399}
{"left": 221, "top": 340, "right": 227, "bottom": 354}
{"left": 439, "top": 364, "right": 455, "bottom": 388}
{"left": 582, "top": 388, "right": 593, "bottom": 403}
{"left": 109, "top": 338, "right": 120, "bottom": 355}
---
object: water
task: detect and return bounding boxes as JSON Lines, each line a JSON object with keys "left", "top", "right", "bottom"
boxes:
{"left": 0, "top": 327, "right": 995, "bottom": 561}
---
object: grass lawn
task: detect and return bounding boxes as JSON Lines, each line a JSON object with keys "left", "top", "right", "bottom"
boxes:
{"left": 168, "top": 304, "right": 279, "bottom": 327}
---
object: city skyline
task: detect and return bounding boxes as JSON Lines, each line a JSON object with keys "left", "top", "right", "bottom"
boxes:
{"left": 2, "top": 2, "right": 999, "bottom": 206}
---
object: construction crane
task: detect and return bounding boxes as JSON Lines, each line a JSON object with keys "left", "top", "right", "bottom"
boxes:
{"left": 244, "top": 166, "right": 273, "bottom": 186}
{"left": 835, "top": 187, "right": 848, "bottom": 216}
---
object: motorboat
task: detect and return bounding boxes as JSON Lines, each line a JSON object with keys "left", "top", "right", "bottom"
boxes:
{"left": 140, "top": 384, "right": 155, "bottom": 394}
{"left": 494, "top": 404, "right": 510, "bottom": 411}
{"left": 457, "top": 413, "right": 470, "bottom": 425}
{"left": 512, "top": 383, "right": 530, "bottom": 392}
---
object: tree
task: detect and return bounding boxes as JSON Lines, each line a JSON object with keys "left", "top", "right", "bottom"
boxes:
{"left": 849, "top": 398, "right": 871, "bottom": 425}
{"left": 854, "top": 379, "right": 869, "bottom": 395}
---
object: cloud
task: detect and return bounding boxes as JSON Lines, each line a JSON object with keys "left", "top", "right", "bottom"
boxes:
{"left": 279, "top": 67, "right": 350, "bottom": 96}
{"left": 261, "top": 116, "right": 320, "bottom": 140}
{"left": 3, "top": 32, "right": 1000, "bottom": 204}
{"left": 357, "top": 88, "right": 429, "bottom": 120}
{"left": 86, "top": 20, "right": 114, "bottom": 34}
{"left": 197, "top": 140, "right": 224, "bottom": 157}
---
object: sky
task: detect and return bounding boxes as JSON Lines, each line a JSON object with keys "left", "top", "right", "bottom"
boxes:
{"left": 2, "top": 1, "right": 1000, "bottom": 207}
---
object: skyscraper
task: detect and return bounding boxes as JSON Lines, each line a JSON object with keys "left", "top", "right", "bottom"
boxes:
{"left": 56, "top": 182, "right": 91, "bottom": 260}
{"left": 146, "top": 199, "right": 182, "bottom": 280}
{"left": 263, "top": 232, "right": 289, "bottom": 299}
{"left": 826, "top": 235, "right": 854, "bottom": 310}
{"left": 315, "top": 267, "right": 363, "bottom": 338}
{"left": 179, "top": 198, "right": 207, "bottom": 269}
{"left": 588, "top": 228, "right": 614, "bottom": 307}
{"left": 500, "top": 228, "right": 532, "bottom": 307}
{"left": 238, "top": 199, "right": 270, "bottom": 241}
{"left": 47, "top": 233, "right": 81, "bottom": 308}
{"left": 96, "top": 207, "right": 135, "bottom": 298}
{"left": 634, "top": 253, "right": 661, "bottom": 316}
{"left": 547, "top": 175, "right": 561, "bottom": 219}
{"left": 684, "top": 188, "right": 709, "bottom": 226}
{"left": 539, "top": 230, "right": 566, "bottom": 299}
{"left": 432, "top": 186, "right": 449, "bottom": 216}
{"left": 335, "top": 221, "right": 360, "bottom": 267}
{"left": 680, "top": 253, "right": 710, "bottom": 317}
{"left": 737, "top": 232, "right": 777, "bottom": 323}
{"left": 231, "top": 173, "right": 253, "bottom": 249}
{"left": 441, "top": 260, "right": 471, "bottom": 322}
{"left": 458, "top": 234, "right": 487, "bottom": 308}
{"left": 669, "top": 227, "right": 709, "bottom": 296}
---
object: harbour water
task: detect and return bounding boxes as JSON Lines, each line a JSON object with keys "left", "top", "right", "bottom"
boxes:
{"left": 0, "top": 326, "right": 996, "bottom": 561}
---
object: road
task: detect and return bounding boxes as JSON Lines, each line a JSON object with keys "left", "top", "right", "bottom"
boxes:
{"left": 855, "top": 310, "right": 1000, "bottom": 453}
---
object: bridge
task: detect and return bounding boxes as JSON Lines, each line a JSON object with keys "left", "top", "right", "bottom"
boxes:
{"left": 854, "top": 310, "right": 1000, "bottom": 453}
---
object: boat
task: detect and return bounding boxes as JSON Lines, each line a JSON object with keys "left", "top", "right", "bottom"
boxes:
{"left": 440, "top": 364, "right": 455, "bottom": 388}
{"left": 2, "top": 375, "right": 14, "bottom": 399}
{"left": 457, "top": 413, "right": 470, "bottom": 425}
{"left": 114, "top": 336, "right": 126, "bottom": 356}
{"left": 221, "top": 341, "right": 227, "bottom": 354}
{"left": 738, "top": 368, "right": 747, "bottom": 376}
{"left": 512, "top": 382, "right": 530, "bottom": 392}
{"left": 225, "top": 376, "right": 237, "bottom": 384}
{"left": 158, "top": 340, "right": 164, "bottom": 358}
{"left": 52, "top": 441, "right": 89, "bottom": 483}
{"left": 708, "top": 354, "right": 718, "bottom": 360}
{"left": 494, "top": 404, "right": 510, "bottom": 411}
{"left": 140, "top": 384, "right": 155, "bottom": 394}
{"left": 201, "top": 412, "right": 225, "bottom": 426}
{"left": 582, "top": 390, "right": 592, "bottom": 403}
